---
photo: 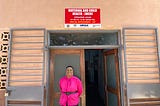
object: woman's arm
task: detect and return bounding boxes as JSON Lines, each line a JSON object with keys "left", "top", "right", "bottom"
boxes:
{"left": 77, "top": 79, "right": 83, "bottom": 97}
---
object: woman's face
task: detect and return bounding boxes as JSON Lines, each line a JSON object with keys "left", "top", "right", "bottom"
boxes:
{"left": 66, "top": 67, "right": 74, "bottom": 78}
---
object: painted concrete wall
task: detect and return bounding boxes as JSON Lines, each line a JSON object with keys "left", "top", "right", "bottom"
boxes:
{"left": 0, "top": 0, "right": 160, "bottom": 105}
{"left": 0, "top": 0, "right": 159, "bottom": 29}
{"left": 0, "top": 90, "right": 5, "bottom": 106}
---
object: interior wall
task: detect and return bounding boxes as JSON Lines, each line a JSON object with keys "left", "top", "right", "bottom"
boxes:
{"left": 85, "top": 50, "right": 105, "bottom": 101}
{"left": 85, "top": 50, "right": 96, "bottom": 84}
{"left": 97, "top": 50, "right": 105, "bottom": 102}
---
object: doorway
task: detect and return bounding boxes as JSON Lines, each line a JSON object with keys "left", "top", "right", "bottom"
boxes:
{"left": 47, "top": 30, "right": 122, "bottom": 106}
{"left": 85, "top": 49, "right": 121, "bottom": 106}
{"left": 85, "top": 49, "right": 105, "bottom": 106}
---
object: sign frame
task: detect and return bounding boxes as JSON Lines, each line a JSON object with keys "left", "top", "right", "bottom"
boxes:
{"left": 65, "top": 8, "right": 101, "bottom": 28}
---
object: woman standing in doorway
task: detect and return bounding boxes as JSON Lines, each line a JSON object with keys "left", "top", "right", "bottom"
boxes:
{"left": 59, "top": 66, "right": 83, "bottom": 106}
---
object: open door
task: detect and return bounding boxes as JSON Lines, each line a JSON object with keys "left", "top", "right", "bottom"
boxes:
{"left": 104, "top": 49, "right": 121, "bottom": 106}
{"left": 49, "top": 49, "right": 85, "bottom": 106}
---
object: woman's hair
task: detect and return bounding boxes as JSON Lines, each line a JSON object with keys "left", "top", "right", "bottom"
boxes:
{"left": 66, "top": 65, "right": 74, "bottom": 69}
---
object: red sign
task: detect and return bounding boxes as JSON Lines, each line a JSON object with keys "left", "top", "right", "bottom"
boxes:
{"left": 65, "top": 8, "right": 101, "bottom": 28}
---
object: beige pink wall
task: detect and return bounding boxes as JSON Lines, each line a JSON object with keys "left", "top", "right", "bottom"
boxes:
{"left": 0, "top": 1, "right": 159, "bottom": 105}
{"left": 0, "top": 0, "right": 160, "bottom": 29}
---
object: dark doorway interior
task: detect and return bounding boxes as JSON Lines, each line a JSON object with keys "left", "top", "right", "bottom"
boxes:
{"left": 85, "top": 49, "right": 105, "bottom": 106}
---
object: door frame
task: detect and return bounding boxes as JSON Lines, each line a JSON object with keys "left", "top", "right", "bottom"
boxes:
{"left": 49, "top": 49, "right": 85, "bottom": 106}
{"left": 46, "top": 30, "right": 124, "bottom": 106}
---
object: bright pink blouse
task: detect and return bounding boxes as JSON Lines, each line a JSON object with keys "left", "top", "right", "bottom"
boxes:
{"left": 59, "top": 76, "right": 83, "bottom": 106}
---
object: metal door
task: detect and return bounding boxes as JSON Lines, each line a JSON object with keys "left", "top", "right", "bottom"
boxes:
{"left": 6, "top": 28, "right": 45, "bottom": 106}
{"left": 104, "top": 49, "right": 121, "bottom": 106}
{"left": 49, "top": 49, "right": 85, "bottom": 106}
{"left": 123, "top": 27, "right": 160, "bottom": 106}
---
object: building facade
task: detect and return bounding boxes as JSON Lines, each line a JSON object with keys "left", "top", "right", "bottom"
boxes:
{"left": 0, "top": 0, "right": 160, "bottom": 106}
